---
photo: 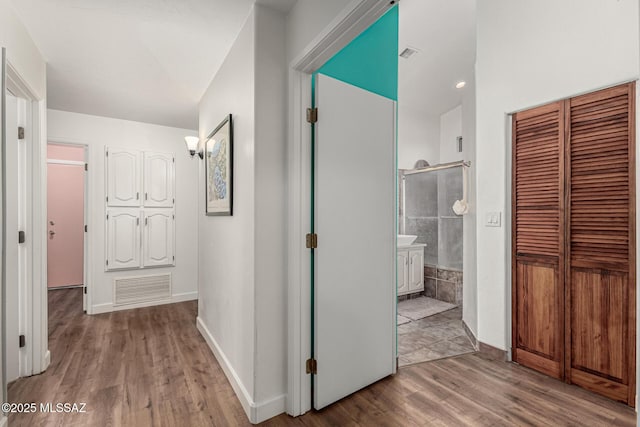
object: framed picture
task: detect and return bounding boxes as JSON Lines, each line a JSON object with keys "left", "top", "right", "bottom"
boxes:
{"left": 205, "top": 114, "right": 233, "bottom": 216}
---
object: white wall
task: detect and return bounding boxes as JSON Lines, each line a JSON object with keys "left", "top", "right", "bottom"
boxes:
{"left": 285, "top": 0, "right": 352, "bottom": 63}
{"left": 254, "top": 6, "right": 287, "bottom": 406}
{"left": 0, "top": 0, "right": 46, "bottom": 98}
{"left": 197, "top": 6, "right": 256, "bottom": 417}
{"left": 476, "top": 0, "right": 640, "bottom": 349}
{"left": 197, "top": 4, "right": 287, "bottom": 423}
{"left": 397, "top": 107, "right": 439, "bottom": 169}
{"left": 439, "top": 105, "right": 462, "bottom": 163}
{"left": 47, "top": 109, "right": 199, "bottom": 312}
{"left": 461, "top": 80, "right": 477, "bottom": 336}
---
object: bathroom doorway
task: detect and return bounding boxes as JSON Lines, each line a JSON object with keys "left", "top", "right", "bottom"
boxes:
{"left": 395, "top": 0, "right": 477, "bottom": 367}
{"left": 397, "top": 162, "right": 475, "bottom": 366}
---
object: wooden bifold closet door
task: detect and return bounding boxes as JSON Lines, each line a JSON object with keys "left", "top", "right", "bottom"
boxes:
{"left": 512, "top": 83, "right": 636, "bottom": 406}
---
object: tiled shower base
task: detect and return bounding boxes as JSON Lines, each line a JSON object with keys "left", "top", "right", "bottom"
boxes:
{"left": 397, "top": 307, "right": 476, "bottom": 367}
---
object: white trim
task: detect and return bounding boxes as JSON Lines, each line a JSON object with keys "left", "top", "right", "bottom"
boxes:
{"left": 286, "top": 70, "right": 312, "bottom": 417}
{"left": 196, "top": 316, "right": 285, "bottom": 424}
{"left": 504, "top": 113, "right": 513, "bottom": 361}
{"left": 254, "top": 394, "right": 287, "bottom": 424}
{"left": 3, "top": 61, "right": 47, "bottom": 384}
{"left": 16, "top": 96, "right": 31, "bottom": 379}
{"left": 5, "top": 61, "right": 41, "bottom": 101}
{"left": 286, "top": 0, "right": 396, "bottom": 416}
{"left": 290, "top": 0, "right": 392, "bottom": 72}
{"left": 0, "top": 414, "right": 6, "bottom": 427}
{"left": 46, "top": 159, "right": 85, "bottom": 166}
{"left": 33, "top": 100, "right": 47, "bottom": 376}
{"left": 91, "top": 291, "right": 197, "bottom": 314}
{"left": 42, "top": 349, "right": 50, "bottom": 371}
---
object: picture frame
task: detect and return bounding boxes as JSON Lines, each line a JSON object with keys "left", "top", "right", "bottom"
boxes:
{"left": 205, "top": 114, "right": 233, "bottom": 216}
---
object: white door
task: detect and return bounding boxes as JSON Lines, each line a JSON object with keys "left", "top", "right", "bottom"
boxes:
{"left": 142, "top": 210, "right": 174, "bottom": 267}
{"left": 106, "top": 148, "right": 141, "bottom": 207}
{"left": 408, "top": 249, "right": 424, "bottom": 292}
{"left": 143, "top": 152, "right": 174, "bottom": 207}
{"left": 397, "top": 250, "right": 409, "bottom": 295}
{"left": 314, "top": 74, "right": 396, "bottom": 409}
{"left": 106, "top": 210, "right": 141, "bottom": 270}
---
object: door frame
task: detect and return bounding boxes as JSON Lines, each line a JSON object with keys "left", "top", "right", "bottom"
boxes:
{"left": 505, "top": 79, "right": 640, "bottom": 407}
{"left": 285, "top": 0, "right": 395, "bottom": 416}
{"left": 47, "top": 142, "right": 91, "bottom": 314}
{"left": 47, "top": 139, "right": 92, "bottom": 315}
{"left": 3, "top": 59, "right": 47, "bottom": 385}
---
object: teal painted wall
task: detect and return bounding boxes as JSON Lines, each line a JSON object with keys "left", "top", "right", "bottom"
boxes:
{"left": 316, "top": 5, "right": 398, "bottom": 101}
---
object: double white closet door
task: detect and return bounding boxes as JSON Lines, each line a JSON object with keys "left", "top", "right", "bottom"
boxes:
{"left": 106, "top": 148, "right": 175, "bottom": 270}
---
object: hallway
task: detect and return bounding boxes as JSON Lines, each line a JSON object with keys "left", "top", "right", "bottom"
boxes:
{"left": 7, "top": 289, "right": 635, "bottom": 426}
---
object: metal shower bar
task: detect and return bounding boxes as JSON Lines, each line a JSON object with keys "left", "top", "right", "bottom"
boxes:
{"left": 402, "top": 160, "right": 471, "bottom": 176}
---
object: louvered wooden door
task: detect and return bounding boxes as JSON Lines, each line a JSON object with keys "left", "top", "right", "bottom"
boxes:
{"left": 513, "top": 83, "right": 635, "bottom": 406}
{"left": 512, "top": 101, "right": 565, "bottom": 379}
{"left": 566, "top": 84, "right": 635, "bottom": 404}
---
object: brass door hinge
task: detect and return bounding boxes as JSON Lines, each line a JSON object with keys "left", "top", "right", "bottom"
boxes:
{"left": 306, "top": 233, "right": 317, "bottom": 249}
{"left": 306, "top": 108, "right": 318, "bottom": 124}
{"left": 306, "top": 358, "right": 317, "bottom": 375}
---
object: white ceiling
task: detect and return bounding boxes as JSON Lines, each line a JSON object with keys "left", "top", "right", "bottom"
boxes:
{"left": 9, "top": 0, "right": 294, "bottom": 130}
{"left": 399, "top": 0, "right": 476, "bottom": 118}
{"left": 10, "top": 0, "right": 471, "bottom": 129}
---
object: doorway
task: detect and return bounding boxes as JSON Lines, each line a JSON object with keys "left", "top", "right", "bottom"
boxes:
{"left": 287, "top": 0, "right": 478, "bottom": 415}
{"left": 397, "top": 161, "right": 475, "bottom": 366}
{"left": 2, "top": 52, "right": 48, "bottom": 397}
{"left": 46, "top": 143, "right": 88, "bottom": 313}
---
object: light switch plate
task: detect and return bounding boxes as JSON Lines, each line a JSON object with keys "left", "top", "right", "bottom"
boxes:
{"left": 485, "top": 212, "right": 502, "bottom": 227}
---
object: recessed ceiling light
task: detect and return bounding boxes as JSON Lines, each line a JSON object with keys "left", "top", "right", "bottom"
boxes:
{"left": 399, "top": 47, "right": 418, "bottom": 59}
{"left": 455, "top": 81, "right": 466, "bottom": 89}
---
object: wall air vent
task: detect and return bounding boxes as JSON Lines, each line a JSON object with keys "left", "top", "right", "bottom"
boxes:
{"left": 113, "top": 273, "right": 171, "bottom": 306}
{"left": 399, "top": 47, "right": 418, "bottom": 59}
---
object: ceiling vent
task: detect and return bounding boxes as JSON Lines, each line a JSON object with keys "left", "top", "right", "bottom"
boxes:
{"left": 399, "top": 47, "right": 418, "bottom": 59}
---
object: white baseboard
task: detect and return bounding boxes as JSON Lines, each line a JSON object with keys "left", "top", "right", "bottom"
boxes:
{"left": 43, "top": 350, "right": 51, "bottom": 371}
{"left": 254, "top": 394, "right": 287, "bottom": 423}
{"left": 196, "top": 316, "right": 285, "bottom": 424}
{"left": 91, "top": 292, "right": 197, "bottom": 314}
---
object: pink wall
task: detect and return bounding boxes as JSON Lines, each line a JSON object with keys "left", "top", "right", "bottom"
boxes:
{"left": 47, "top": 144, "right": 85, "bottom": 288}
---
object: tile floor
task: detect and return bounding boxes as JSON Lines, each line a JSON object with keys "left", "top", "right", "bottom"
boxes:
{"left": 398, "top": 307, "right": 476, "bottom": 367}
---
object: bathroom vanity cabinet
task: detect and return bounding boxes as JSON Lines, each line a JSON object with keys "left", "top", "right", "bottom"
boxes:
{"left": 397, "top": 244, "right": 425, "bottom": 296}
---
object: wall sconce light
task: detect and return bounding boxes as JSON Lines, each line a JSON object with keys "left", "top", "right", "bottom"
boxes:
{"left": 184, "top": 136, "right": 203, "bottom": 159}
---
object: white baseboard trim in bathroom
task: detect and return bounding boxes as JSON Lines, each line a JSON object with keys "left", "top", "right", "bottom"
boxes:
{"left": 196, "top": 316, "right": 285, "bottom": 424}
{"left": 91, "top": 292, "right": 198, "bottom": 314}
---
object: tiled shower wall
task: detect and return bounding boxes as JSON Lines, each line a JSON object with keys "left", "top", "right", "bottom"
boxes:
{"left": 402, "top": 166, "right": 464, "bottom": 306}
{"left": 424, "top": 265, "right": 463, "bottom": 307}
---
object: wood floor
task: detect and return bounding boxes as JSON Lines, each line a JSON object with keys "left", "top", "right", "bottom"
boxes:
{"left": 8, "top": 288, "right": 636, "bottom": 426}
